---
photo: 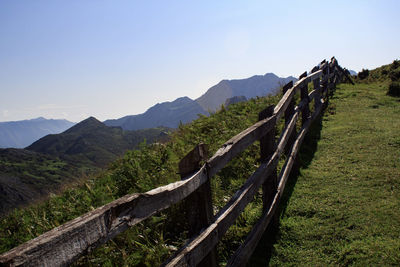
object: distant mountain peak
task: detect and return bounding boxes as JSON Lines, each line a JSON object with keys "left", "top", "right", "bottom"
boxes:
{"left": 31, "top": 117, "right": 46, "bottom": 121}
{"left": 83, "top": 116, "right": 101, "bottom": 123}
{"left": 104, "top": 97, "right": 206, "bottom": 131}
{"left": 195, "top": 72, "right": 297, "bottom": 112}
{"left": 264, "top": 72, "right": 278, "bottom": 78}
{"left": 63, "top": 116, "right": 105, "bottom": 134}
{"left": 103, "top": 72, "right": 297, "bottom": 131}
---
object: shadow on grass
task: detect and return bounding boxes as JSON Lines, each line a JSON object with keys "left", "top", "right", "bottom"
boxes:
{"left": 247, "top": 106, "right": 330, "bottom": 266}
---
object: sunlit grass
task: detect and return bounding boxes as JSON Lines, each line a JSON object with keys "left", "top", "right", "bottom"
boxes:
{"left": 268, "top": 82, "right": 400, "bottom": 266}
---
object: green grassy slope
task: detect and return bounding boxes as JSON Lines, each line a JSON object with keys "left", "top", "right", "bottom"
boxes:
{"left": 0, "top": 148, "right": 81, "bottom": 216}
{"left": 0, "top": 117, "right": 169, "bottom": 218}
{"left": 268, "top": 82, "right": 400, "bottom": 266}
{"left": 0, "top": 93, "right": 283, "bottom": 266}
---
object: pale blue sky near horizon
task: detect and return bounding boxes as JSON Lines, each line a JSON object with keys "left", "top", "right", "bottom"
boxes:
{"left": 1, "top": 0, "right": 399, "bottom": 123}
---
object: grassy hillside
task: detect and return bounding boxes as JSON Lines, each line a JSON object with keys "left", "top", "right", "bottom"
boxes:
{"left": 0, "top": 92, "right": 282, "bottom": 265}
{"left": 0, "top": 117, "right": 169, "bottom": 217}
{"left": 0, "top": 149, "right": 81, "bottom": 216}
{"left": 265, "top": 82, "right": 400, "bottom": 265}
{"left": 27, "top": 117, "right": 169, "bottom": 167}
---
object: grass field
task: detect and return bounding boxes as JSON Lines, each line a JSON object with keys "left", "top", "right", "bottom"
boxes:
{"left": 264, "top": 82, "right": 400, "bottom": 266}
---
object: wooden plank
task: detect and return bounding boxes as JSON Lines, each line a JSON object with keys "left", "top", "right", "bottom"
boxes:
{"left": 273, "top": 69, "right": 321, "bottom": 122}
{"left": 226, "top": 99, "right": 324, "bottom": 267}
{"left": 164, "top": 105, "right": 301, "bottom": 267}
{"left": 258, "top": 105, "right": 277, "bottom": 210}
{"left": 299, "top": 71, "right": 310, "bottom": 126}
{"left": 179, "top": 144, "right": 208, "bottom": 177}
{"left": 338, "top": 66, "right": 355, "bottom": 85}
{"left": 313, "top": 79, "right": 321, "bottom": 110}
{"left": 180, "top": 144, "right": 217, "bottom": 267}
{"left": 0, "top": 166, "right": 209, "bottom": 266}
{"left": 273, "top": 77, "right": 306, "bottom": 121}
{"left": 307, "top": 69, "right": 322, "bottom": 81}
{"left": 282, "top": 80, "right": 296, "bottom": 156}
{"left": 207, "top": 115, "right": 276, "bottom": 178}
{"left": 164, "top": 156, "right": 279, "bottom": 267}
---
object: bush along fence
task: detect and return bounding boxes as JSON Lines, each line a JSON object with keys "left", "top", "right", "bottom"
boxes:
{"left": 0, "top": 57, "right": 353, "bottom": 267}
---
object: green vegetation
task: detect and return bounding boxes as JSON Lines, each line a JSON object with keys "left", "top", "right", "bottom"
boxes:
{"left": 0, "top": 118, "right": 170, "bottom": 217}
{"left": 388, "top": 81, "right": 400, "bottom": 97}
{"left": 354, "top": 59, "right": 400, "bottom": 97}
{"left": 268, "top": 82, "right": 400, "bottom": 265}
{"left": 27, "top": 117, "right": 169, "bottom": 167}
{"left": 0, "top": 149, "right": 82, "bottom": 216}
{"left": 1, "top": 60, "right": 399, "bottom": 266}
{"left": 0, "top": 93, "right": 283, "bottom": 266}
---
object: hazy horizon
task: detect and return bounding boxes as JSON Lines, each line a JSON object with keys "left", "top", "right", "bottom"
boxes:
{"left": 1, "top": 0, "right": 399, "bottom": 123}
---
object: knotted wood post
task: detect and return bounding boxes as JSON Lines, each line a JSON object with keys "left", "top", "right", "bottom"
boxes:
{"left": 179, "top": 143, "right": 217, "bottom": 267}
{"left": 328, "top": 58, "right": 336, "bottom": 96}
{"left": 312, "top": 66, "right": 322, "bottom": 110}
{"left": 299, "top": 71, "right": 310, "bottom": 126}
{"left": 258, "top": 105, "right": 277, "bottom": 211}
{"left": 321, "top": 61, "right": 329, "bottom": 105}
{"left": 282, "top": 81, "right": 296, "bottom": 154}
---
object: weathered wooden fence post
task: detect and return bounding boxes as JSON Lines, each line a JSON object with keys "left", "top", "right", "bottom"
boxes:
{"left": 329, "top": 57, "right": 337, "bottom": 93}
{"left": 179, "top": 143, "right": 217, "bottom": 267}
{"left": 258, "top": 105, "right": 277, "bottom": 211}
{"left": 282, "top": 81, "right": 296, "bottom": 154}
{"left": 321, "top": 60, "right": 329, "bottom": 106}
{"left": 299, "top": 71, "right": 310, "bottom": 126}
{"left": 312, "top": 66, "right": 322, "bottom": 110}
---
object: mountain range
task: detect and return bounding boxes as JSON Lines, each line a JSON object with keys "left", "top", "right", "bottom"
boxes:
{"left": 196, "top": 73, "right": 296, "bottom": 111}
{"left": 0, "top": 117, "right": 169, "bottom": 216}
{"left": 0, "top": 117, "right": 75, "bottom": 149}
{"left": 105, "top": 72, "right": 296, "bottom": 130}
{"left": 27, "top": 117, "right": 169, "bottom": 166}
{"left": 104, "top": 97, "right": 207, "bottom": 131}
{"left": 0, "top": 71, "right": 295, "bottom": 216}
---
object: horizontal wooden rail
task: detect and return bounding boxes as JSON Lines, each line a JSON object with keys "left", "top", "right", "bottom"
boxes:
{"left": 164, "top": 74, "right": 323, "bottom": 267}
{"left": 0, "top": 104, "right": 277, "bottom": 267}
{"left": 227, "top": 99, "right": 324, "bottom": 266}
{"left": 0, "top": 57, "right": 350, "bottom": 267}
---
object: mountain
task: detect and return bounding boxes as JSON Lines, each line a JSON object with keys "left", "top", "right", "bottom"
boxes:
{"left": 0, "top": 117, "right": 169, "bottom": 216}
{"left": 104, "top": 73, "right": 296, "bottom": 131}
{"left": 195, "top": 73, "right": 297, "bottom": 112}
{"left": 0, "top": 117, "right": 75, "bottom": 149}
{"left": 104, "top": 97, "right": 207, "bottom": 131}
{"left": 27, "top": 117, "right": 169, "bottom": 167}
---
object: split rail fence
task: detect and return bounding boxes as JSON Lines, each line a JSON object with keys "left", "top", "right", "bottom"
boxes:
{"left": 0, "top": 57, "right": 353, "bottom": 266}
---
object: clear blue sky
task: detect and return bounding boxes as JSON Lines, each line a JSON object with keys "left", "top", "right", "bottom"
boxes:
{"left": 1, "top": 0, "right": 399, "bottom": 122}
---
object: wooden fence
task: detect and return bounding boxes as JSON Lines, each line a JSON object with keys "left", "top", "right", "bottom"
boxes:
{"left": 0, "top": 57, "right": 353, "bottom": 266}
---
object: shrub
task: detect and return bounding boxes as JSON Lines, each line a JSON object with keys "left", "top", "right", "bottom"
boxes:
{"left": 391, "top": 59, "right": 399, "bottom": 69}
{"left": 387, "top": 81, "right": 400, "bottom": 97}
{"left": 389, "top": 69, "right": 400, "bottom": 81}
{"left": 358, "top": 69, "right": 369, "bottom": 80}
